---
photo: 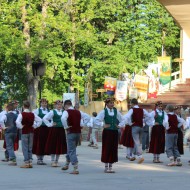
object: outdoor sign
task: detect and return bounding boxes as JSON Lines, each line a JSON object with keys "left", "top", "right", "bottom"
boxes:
{"left": 129, "top": 87, "right": 138, "bottom": 99}
{"left": 134, "top": 75, "right": 149, "bottom": 101}
{"left": 115, "top": 81, "right": 128, "bottom": 101}
{"left": 96, "top": 89, "right": 107, "bottom": 93}
{"left": 63, "top": 93, "right": 76, "bottom": 106}
{"left": 157, "top": 56, "right": 171, "bottom": 85}
{"left": 104, "top": 76, "right": 117, "bottom": 95}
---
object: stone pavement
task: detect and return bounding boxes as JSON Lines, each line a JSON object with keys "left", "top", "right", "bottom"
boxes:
{"left": 1, "top": 140, "right": 190, "bottom": 190}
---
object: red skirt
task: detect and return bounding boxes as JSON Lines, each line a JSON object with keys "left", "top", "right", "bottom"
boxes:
{"left": 3, "top": 131, "right": 19, "bottom": 151}
{"left": 32, "top": 126, "right": 49, "bottom": 155}
{"left": 177, "top": 128, "right": 184, "bottom": 155}
{"left": 101, "top": 129, "right": 118, "bottom": 164}
{"left": 120, "top": 125, "right": 134, "bottom": 148}
{"left": 149, "top": 125, "right": 165, "bottom": 154}
{"left": 45, "top": 127, "right": 67, "bottom": 155}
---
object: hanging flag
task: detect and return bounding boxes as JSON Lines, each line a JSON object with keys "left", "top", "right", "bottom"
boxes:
{"left": 104, "top": 76, "right": 117, "bottom": 96}
{"left": 157, "top": 56, "right": 171, "bottom": 85}
{"left": 115, "top": 81, "right": 128, "bottom": 101}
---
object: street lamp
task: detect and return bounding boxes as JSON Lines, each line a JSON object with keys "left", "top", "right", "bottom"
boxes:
{"left": 32, "top": 60, "right": 46, "bottom": 100}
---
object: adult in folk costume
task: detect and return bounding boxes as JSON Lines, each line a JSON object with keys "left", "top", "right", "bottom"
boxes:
{"left": 43, "top": 100, "right": 67, "bottom": 167}
{"left": 94, "top": 98, "right": 123, "bottom": 173}
{"left": 32, "top": 98, "right": 50, "bottom": 165}
{"left": 149, "top": 101, "right": 166, "bottom": 163}
{"left": 174, "top": 106, "right": 185, "bottom": 155}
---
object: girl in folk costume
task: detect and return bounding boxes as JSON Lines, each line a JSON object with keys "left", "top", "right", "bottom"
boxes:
{"left": 120, "top": 117, "right": 135, "bottom": 161}
{"left": 164, "top": 104, "right": 185, "bottom": 166}
{"left": 94, "top": 98, "right": 124, "bottom": 173}
{"left": 16, "top": 100, "right": 42, "bottom": 168}
{"left": 43, "top": 100, "right": 67, "bottom": 167}
{"left": 32, "top": 98, "right": 50, "bottom": 165}
{"left": 174, "top": 106, "right": 185, "bottom": 155}
{"left": 149, "top": 101, "right": 166, "bottom": 163}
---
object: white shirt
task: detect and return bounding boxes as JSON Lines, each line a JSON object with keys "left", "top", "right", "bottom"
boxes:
{"left": 87, "top": 116, "right": 102, "bottom": 128}
{"left": 148, "top": 109, "right": 168, "bottom": 126}
{"left": 43, "top": 109, "right": 63, "bottom": 127}
{"left": 0, "top": 111, "right": 16, "bottom": 129}
{"left": 33, "top": 107, "right": 49, "bottom": 115}
{"left": 16, "top": 109, "right": 42, "bottom": 129}
{"left": 163, "top": 112, "right": 185, "bottom": 130}
{"left": 94, "top": 107, "right": 124, "bottom": 128}
{"left": 61, "top": 107, "right": 91, "bottom": 129}
{"left": 121, "top": 105, "right": 150, "bottom": 127}
{"left": 185, "top": 117, "right": 190, "bottom": 129}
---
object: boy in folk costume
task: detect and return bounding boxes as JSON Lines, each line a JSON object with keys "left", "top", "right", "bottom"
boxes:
{"left": 0, "top": 103, "right": 18, "bottom": 166}
{"left": 43, "top": 100, "right": 67, "bottom": 167}
{"left": 174, "top": 106, "right": 185, "bottom": 155}
{"left": 94, "top": 98, "right": 124, "bottom": 173}
{"left": 16, "top": 100, "right": 42, "bottom": 168}
{"left": 32, "top": 98, "right": 50, "bottom": 165}
{"left": 1, "top": 102, "right": 19, "bottom": 162}
{"left": 61, "top": 100, "right": 82, "bottom": 174}
{"left": 149, "top": 101, "right": 167, "bottom": 163}
{"left": 164, "top": 104, "right": 185, "bottom": 166}
{"left": 122, "top": 98, "right": 151, "bottom": 164}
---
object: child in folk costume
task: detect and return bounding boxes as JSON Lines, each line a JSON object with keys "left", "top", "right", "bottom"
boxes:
{"left": 0, "top": 103, "right": 18, "bottom": 166}
{"left": 32, "top": 98, "right": 50, "bottom": 165}
{"left": 149, "top": 101, "right": 166, "bottom": 163}
{"left": 122, "top": 98, "right": 151, "bottom": 164}
{"left": 16, "top": 100, "right": 42, "bottom": 168}
{"left": 87, "top": 112, "right": 100, "bottom": 149}
{"left": 43, "top": 100, "right": 67, "bottom": 167}
{"left": 94, "top": 98, "right": 124, "bottom": 173}
{"left": 174, "top": 106, "right": 185, "bottom": 155}
{"left": 164, "top": 104, "right": 185, "bottom": 166}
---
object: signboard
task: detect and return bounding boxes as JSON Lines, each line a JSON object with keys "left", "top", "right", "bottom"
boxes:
{"left": 157, "top": 56, "right": 171, "bottom": 85}
{"left": 129, "top": 87, "right": 138, "bottom": 99}
{"left": 96, "top": 89, "right": 107, "bottom": 93}
{"left": 133, "top": 75, "right": 149, "bottom": 102}
{"left": 63, "top": 93, "right": 75, "bottom": 106}
{"left": 115, "top": 81, "right": 128, "bottom": 101}
{"left": 104, "top": 76, "right": 117, "bottom": 95}
{"left": 92, "top": 94, "right": 98, "bottom": 98}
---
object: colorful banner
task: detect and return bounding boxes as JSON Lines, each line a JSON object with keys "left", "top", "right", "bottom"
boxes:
{"left": 157, "top": 56, "right": 171, "bottom": 85}
{"left": 104, "top": 76, "right": 117, "bottom": 96}
{"left": 134, "top": 75, "right": 149, "bottom": 101}
{"left": 115, "top": 81, "right": 128, "bottom": 101}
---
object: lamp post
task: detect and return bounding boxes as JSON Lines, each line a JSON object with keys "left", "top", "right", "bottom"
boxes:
{"left": 32, "top": 60, "right": 46, "bottom": 101}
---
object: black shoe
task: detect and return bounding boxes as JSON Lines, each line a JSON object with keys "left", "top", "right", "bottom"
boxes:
{"left": 1, "top": 158, "right": 9, "bottom": 162}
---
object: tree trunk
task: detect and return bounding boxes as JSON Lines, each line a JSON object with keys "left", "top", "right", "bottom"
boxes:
{"left": 21, "top": 2, "right": 38, "bottom": 109}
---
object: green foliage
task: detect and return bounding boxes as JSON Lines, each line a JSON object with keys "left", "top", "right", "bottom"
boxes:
{"left": 0, "top": 0, "right": 180, "bottom": 106}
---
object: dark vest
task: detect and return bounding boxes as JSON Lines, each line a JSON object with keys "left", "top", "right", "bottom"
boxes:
{"left": 104, "top": 108, "right": 118, "bottom": 130}
{"left": 21, "top": 112, "right": 35, "bottom": 134}
{"left": 132, "top": 108, "right": 143, "bottom": 127}
{"left": 5, "top": 112, "right": 17, "bottom": 133}
{"left": 67, "top": 109, "right": 81, "bottom": 133}
{"left": 38, "top": 108, "right": 49, "bottom": 126}
{"left": 167, "top": 114, "right": 178, "bottom": 134}
{"left": 155, "top": 111, "right": 164, "bottom": 125}
{"left": 53, "top": 110, "right": 63, "bottom": 127}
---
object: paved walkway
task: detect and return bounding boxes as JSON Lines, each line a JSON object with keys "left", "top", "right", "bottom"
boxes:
{"left": 1, "top": 141, "right": 190, "bottom": 190}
